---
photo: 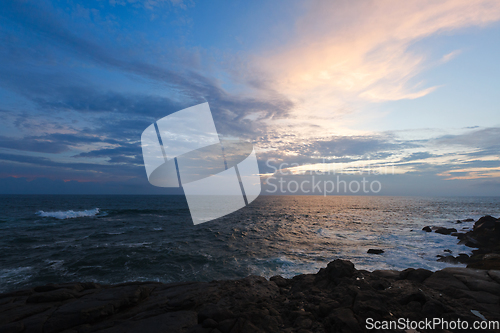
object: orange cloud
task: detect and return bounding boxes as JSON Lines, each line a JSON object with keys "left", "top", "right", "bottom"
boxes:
{"left": 438, "top": 167, "right": 500, "bottom": 180}
{"left": 256, "top": 0, "right": 500, "bottom": 116}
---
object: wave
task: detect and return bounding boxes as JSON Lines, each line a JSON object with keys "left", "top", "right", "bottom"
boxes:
{"left": 37, "top": 208, "right": 100, "bottom": 220}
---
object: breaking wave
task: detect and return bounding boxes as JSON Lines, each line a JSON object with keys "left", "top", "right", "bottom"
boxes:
{"left": 37, "top": 208, "right": 100, "bottom": 220}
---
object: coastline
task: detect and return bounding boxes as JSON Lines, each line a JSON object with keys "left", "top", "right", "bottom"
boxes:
{"left": 1, "top": 260, "right": 500, "bottom": 333}
{"left": 2, "top": 216, "right": 500, "bottom": 332}
{"left": 423, "top": 215, "right": 500, "bottom": 270}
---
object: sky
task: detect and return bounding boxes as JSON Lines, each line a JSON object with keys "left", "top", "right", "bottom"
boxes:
{"left": 0, "top": 0, "right": 499, "bottom": 195}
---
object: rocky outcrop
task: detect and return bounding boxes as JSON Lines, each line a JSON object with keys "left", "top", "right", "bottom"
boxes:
{"left": 427, "top": 215, "right": 500, "bottom": 270}
{"left": 461, "top": 216, "right": 500, "bottom": 270}
{"left": 1, "top": 260, "right": 500, "bottom": 333}
{"left": 422, "top": 215, "right": 500, "bottom": 270}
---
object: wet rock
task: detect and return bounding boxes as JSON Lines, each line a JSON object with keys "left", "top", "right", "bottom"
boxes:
{"left": 434, "top": 227, "right": 457, "bottom": 235}
{"left": 367, "top": 249, "right": 384, "bottom": 255}
{"left": 437, "top": 254, "right": 470, "bottom": 264}
{"left": 436, "top": 255, "right": 457, "bottom": 263}
{"left": 438, "top": 215, "right": 500, "bottom": 269}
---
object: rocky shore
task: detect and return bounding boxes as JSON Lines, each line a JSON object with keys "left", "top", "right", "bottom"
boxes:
{"left": 423, "top": 215, "right": 500, "bottom": 270}
{"left": 2, "top": 216, "right": 500, "bottom": 333}
{"left": 1, "top": 258, "right": 500, "bottom": 333}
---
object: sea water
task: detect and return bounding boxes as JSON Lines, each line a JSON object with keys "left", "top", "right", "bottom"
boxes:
{"left": 1, "top": 195, "right": 499, "bottom": 292}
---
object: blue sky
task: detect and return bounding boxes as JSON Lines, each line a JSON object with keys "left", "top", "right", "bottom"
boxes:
{"left": 0, "top": 0, "right": 499, "bottom": 195}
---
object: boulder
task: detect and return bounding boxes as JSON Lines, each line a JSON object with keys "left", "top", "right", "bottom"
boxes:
{"left": 473, "top": 215, "right": 497, "bottom": 231}
{"left": 323, "top": 259, "right": 356, "bottom": 280}
{"left": 434, "top": 227, "right": 457, "bottom": 235}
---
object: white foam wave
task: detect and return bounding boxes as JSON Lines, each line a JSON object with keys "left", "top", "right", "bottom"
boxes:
{"left": 37, "top": 208, "right": 100, "bottom": 220}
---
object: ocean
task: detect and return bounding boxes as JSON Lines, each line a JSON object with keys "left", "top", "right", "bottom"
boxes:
{"left": 1, "top": 195, "right": 499, "bottom": 293}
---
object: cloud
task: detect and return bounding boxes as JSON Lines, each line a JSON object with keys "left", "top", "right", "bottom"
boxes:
{"left": 255, "top": 0, "right": 500, "bottom": 116}
{"left": 433, "top": 127, "right": 500, "bottom": 149}
{"left": 0, "top": 1, "right": 295, "bottom": 139}
{"left": 438, "top": 167, "right": 500, "bottom": 180}
{"left": 0, "top": 135, "right": 70, "bottom": 154}
{"left": 441, "top": 50, "right": 462, "bottom": 63}
{"left": 0, "top": 151, "right": 144, "bottom": 182}
{"left": 1, "top": 0, "right": 498, "bottom": 193}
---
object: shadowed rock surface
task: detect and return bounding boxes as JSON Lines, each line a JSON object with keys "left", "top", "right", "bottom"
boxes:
{"left": 427, "top": 215, "right": 500, "bottom": 270}
{"left": 1, "top": 260, "right": 500, "bottom": 333}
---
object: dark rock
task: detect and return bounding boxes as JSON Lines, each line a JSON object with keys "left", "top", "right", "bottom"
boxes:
{"left": 367, "top": 249, "right": 384, "bottom": 254}
{"left": 1, "top": 259, "right": 500, "bottom": 333}
{"left": 198, "top": 304, "right": 234, "bottom": 323}
{"left": 440, "top": 215, "right": 500, "bottom": 269}
{"left": 436, "top": 255, "right": 456, "bottom": 263}
{"left": 0, "top": 321, "right": 24, "bottom": 333}
{"left": 26, "top": 288, "right": 78, "bottom": 303}
{"left": 269, "top": 275, "right": 289, "bottom": 288}
{"left": 468, "top": 256, "right": 500, "bottom": 270}
{"left": 202, "top": 318, "right": 218, "bottom": 328}
{"left": 396, "top": 289, "right": 426, "bottom": 305}
{"left": 323, "top": 259, "right": 356, "bottom": 280}
{"left": 98, "top": 311, "right": 197, "bottom": 333}
{"left": 324, "top": 308, "right": 361, "bottom": 332}
{"left": 488, "top": 270, "right": 500, "bottom": 284}
{"left": 474, "top": 215, "right": 497, "bottom": 231}
{"left": 371, "top": 270, "right": 399, "bottom": 279}
{"left": 229, "top": 317, "right": 261, "bottom": 333}
{"left": 463, "top": 218, "right": 474, "bottom": 222}
{"left": 217, "top": 319, "right": 237, "bottom": 333}
{"left": 422, "top": 226, "right": 432, "bottom": 232}
{"left": 423, "top": 271, "right": 469, "bottom": 293}
{"left": 434, "top": 227, "right": 457, "bottom": 235}
{"left": 422, "top": 300, "right": 447, "bottom": 316}
{"left": 398, "top": 268, "right": 433, "bottom": 283}
{"left": 436, "top": 254, "right": 469, "bottom": 264}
